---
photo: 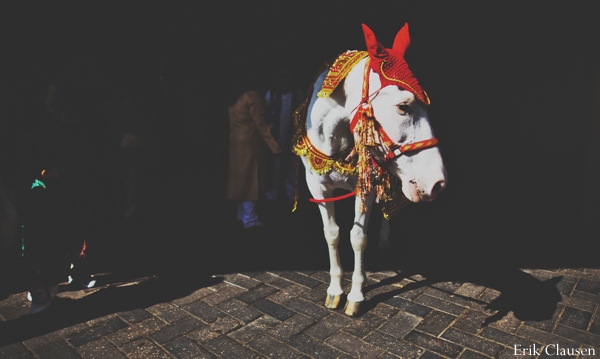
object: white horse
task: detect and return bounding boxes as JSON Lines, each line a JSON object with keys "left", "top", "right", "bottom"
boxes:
{"left": 293, "top": 23, "right": 447, "bottom": 316}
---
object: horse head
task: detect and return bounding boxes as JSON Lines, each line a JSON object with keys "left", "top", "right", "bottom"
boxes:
{"left": 358, "top": 23, "right": 447, "bottom": 203}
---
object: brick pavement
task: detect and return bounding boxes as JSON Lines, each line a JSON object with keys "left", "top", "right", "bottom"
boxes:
{"left": 1, "top": 265, "right": 599, "bottom": 358}
{"left": 1, "top": 198, "right": 599, "bottom": 359}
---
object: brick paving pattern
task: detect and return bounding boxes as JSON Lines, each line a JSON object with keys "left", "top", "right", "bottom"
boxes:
{"left": 1, "top": 267, "right": 599, "bottom": 358}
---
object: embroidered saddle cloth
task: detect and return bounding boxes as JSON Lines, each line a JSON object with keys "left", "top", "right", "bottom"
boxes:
{"left": 292, "top": 50, "right": 368, "bottom": 175}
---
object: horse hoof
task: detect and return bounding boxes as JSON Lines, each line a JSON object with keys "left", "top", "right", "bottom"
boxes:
{"left": 344, "top": 300, "right": 362, "bottom": 317}
{"left": 324, "top": 294, "right": 342, "bottom": 309}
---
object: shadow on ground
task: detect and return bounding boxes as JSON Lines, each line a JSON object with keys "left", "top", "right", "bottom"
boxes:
{"left": 0, "top": 274, "right": 221, "bottom": 347}
{"left": 0, "top": 173, "right": 597, "bottom": 347}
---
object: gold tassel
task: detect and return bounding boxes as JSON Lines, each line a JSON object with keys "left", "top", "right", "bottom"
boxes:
{"left": 352, "top": 101, "right": 399, "bottom": 212}
{"left": 292, "top": 154, "right": 301, "bottom": 212}
{"left": 353, "top": 101, "right": 380, "bottom": 212}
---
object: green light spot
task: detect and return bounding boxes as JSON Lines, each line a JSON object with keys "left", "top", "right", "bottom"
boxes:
{"left": 31, "top": 179, "right": 46, "bottom": 189}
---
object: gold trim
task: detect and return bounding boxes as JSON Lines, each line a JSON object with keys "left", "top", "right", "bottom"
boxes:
{"left": 317, "top": 50, "right": 368, "bottom": 98}
{"left": 380, "top": 62, "right": 431, "bottom": 105}
{"left": 292, "top": 91, "right": 357, "bottom": 176}
{"left": 382, "top": 195, "right": 411, "bottom": 220}
{"left": 292, "top": 134, "right": 357, "bottom": 176}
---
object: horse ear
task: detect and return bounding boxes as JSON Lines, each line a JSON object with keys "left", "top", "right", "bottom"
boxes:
{"left": 392, "top": 22, "right": 410, "bottom": 55}
{"left": 362, "top": 23, "right": 389, "bottom": 60}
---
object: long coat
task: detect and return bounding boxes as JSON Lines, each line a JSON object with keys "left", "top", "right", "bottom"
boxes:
{"left": 226, "top": 90, "right": 281, "bottom": 201}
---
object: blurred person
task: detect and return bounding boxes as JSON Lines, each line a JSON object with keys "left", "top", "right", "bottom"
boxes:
{"left": 263, "top": 64, "right": 304, "bottom": 214}
{"left": 225, "top": 73, "right": 282, "bottom": 229}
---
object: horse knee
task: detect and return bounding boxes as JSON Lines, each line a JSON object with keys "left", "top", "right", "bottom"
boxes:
{"left": 379, "top": 220, "right": 391, "bottom": 249}
{"left": 378, "top": 238, "right": 390, "bottom": 249}
{"left": 380, "top": 219, "right": 390, "bottom": 238}
{"left": 349, "top": 226, "right": 367, "bottom": 251}
{"left": 323, "top": 224, "right": 340, "bottom": 247}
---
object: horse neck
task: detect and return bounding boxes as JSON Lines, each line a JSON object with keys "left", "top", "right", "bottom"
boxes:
{"left": 305, "top": 58, "right": 373, "bottom": 157}
{"left": 345, "top": 57, "right": 384, "bottom": 111}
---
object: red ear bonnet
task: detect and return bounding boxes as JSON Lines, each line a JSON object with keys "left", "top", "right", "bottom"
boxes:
{"left": 362, "top": 23, "right": 430, "bottom": 105}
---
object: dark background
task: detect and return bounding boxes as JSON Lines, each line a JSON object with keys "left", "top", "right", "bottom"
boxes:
{"left": 1, "top": 0, "right": 599, "bottom": 276}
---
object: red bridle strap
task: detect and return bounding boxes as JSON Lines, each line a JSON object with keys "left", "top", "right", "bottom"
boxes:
{"left": 309, "top": 190, "right": 357, "bottom": 203}
{"left": 385, "top": 137, "right": 439, "bottom": 161}
{"left": 349, "top": 95, "right": 439, "bottom": 162}
{"left": 348, "top": 59, "right": 438, "bottom": 162}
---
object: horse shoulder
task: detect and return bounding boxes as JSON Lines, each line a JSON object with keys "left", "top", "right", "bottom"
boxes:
{"left": 307, "top": 97, "right": 348, "bottom": 148}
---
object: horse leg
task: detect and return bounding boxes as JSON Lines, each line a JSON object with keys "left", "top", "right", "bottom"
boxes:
{"left": 316, "top": 201, "right": 344, "bottom": 309}
{"left": 344, "top": 193, "right": 375, "bottom": 316}
{"left": 378, "top": 217, "right": 391, "bottom": 250}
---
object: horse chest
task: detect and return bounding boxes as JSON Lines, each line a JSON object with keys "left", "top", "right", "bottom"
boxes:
{"left": 322, "top": 172, "right": 356, "bottom": 190}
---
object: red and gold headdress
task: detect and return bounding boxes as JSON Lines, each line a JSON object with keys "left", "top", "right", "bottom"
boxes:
{"left": 362, "top": 23, "right": 430, "bottom": 105}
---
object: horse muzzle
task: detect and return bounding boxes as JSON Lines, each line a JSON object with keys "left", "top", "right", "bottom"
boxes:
{"left": 405, "top": 177, "right": 446, "bottom": 203}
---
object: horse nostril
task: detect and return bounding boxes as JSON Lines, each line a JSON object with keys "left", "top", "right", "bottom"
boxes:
{"left": 431, "top": 180, "right": 446, "bottom": 197}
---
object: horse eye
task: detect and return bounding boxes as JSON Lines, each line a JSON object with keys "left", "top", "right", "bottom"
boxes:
{"left": 397, "top": 104, "right": 412, "bottom": 114}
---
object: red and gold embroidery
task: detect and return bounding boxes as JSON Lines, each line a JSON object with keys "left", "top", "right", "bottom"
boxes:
{"left": 317, "top": 50, "right": 368, "bottom": 98}
{"left": 292, "top": 134, "right": 357, "bottom": 176}
{"left": 380, "top": 62, "right": 430, "bottom": 105}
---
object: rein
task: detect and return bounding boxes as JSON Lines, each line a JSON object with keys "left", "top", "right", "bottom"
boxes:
{"left": 309, "top": 190, "right": 356, "bottom": 203}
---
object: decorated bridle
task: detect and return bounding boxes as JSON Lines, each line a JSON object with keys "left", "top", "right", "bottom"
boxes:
{"left": 344, "top": 56, "right": 439, "bottom": 211}
{"left": 349, "top": 57, "right": 439, "bottom": 163}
